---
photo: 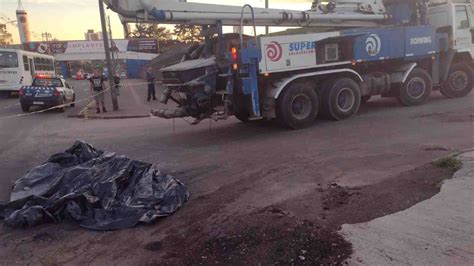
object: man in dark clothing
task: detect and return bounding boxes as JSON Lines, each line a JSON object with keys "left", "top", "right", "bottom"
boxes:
{"left": 113, "top": 71, "right": 121, "bottom": 96}
{"left": 146, "top": 67, "right": 157, "bottom": 101}
{"left": 89, "top": 69, "right": 107, "bottom": 113}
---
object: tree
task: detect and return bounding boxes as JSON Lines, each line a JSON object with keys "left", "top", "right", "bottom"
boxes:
{"left": 130, "top": 23, "right": 171, "bottom": 41}
{"left": 0, "top": 24, "right": 13, "bottom": 45}
{"left": 173, "top": 25, "right": 203, "bottom": 43}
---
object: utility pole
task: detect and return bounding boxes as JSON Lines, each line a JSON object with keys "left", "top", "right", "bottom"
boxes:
{"left": 108, "top": 16, "right": 116, "bottom": 62}
{"left": 41, "top": 32, "right": 51, "bottom": 42}
{"left": 265, "top": 0, "right": 269, "bottom": 35}
{"left": 98, "top": 0, "right": 118, "bottom": 111}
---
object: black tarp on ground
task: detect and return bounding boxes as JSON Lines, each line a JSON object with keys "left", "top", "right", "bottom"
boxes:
{"left": 0, "top": 140, "right": 189, "bottom": 230}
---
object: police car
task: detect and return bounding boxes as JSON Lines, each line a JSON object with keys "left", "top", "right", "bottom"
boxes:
{"left": 19, "top": 76, "right": 76, "bottom": 112}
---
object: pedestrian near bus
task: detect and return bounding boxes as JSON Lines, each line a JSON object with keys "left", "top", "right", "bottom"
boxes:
{"left": 146, "top": 67, "right": 157, "bottom": 101}
{"left": 89, "top": 69, "right": 107, "bottom": 113}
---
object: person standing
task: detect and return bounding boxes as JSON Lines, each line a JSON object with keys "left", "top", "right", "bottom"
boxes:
{"left": 89, "top": 69, "right": 107, "bottom": 113}
{"left": 113, "top": 71, "right": 121, "bottom": 96}
{"left": 146, "top": 67, "right": 157, "bottom": 101}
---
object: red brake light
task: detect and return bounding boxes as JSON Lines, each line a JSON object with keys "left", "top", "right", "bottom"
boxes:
{"left": 19, "top": 88, "right": 24, "bottom": 96}
{"left": 231, "top": 47, "right": 237, "bottom": 62}
{"left": 35, "top": 74, "right": 52, "bottom": 79}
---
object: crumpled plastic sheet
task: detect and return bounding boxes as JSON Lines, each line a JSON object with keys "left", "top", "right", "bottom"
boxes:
{"left": 0, "top": 140, "right": 190, "bottom": 230}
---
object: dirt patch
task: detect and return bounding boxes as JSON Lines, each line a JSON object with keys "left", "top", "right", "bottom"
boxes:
{"left": 320, "top": 161, "right": 457, "bottom": 227}
{"left": 160, "top": 211, "right": 351, "bottom": 265}
{"left": 413, "top": 109, "right": 474, "bottom": 123}
{"left": 140, "top": 161, "right": 457, "bottom": 265}
{"left": 419, "top": 144, "right": 450, "bottom": 151}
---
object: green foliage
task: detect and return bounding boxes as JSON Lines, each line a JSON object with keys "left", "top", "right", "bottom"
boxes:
{"left": 432, "top": 156, "right": 462, "bottom": 171}
{"left": 173, "top": 25, "right": 203, "bottom": 43}
{"left": 130, "top": 23, "right": 172, "bottom": 41}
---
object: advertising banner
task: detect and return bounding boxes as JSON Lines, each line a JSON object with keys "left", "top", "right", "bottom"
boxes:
{"left": 24, "top": 39, "right": 158, "bottom": 55}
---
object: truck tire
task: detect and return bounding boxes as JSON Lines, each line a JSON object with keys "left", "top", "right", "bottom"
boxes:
{"left": 276, "top": 81, "right": 319, "bottom": 129}
{"left": 319, "top": 78, "right": 361, "bottom": 121}
{"left": 398, "top": 68, "right": 432, "bottom": 106}
{"left": 440, "top": 63, "right": 473, "bottom": 98}
{"left": 21, "top": 103, "right": 29, "bottom": 112}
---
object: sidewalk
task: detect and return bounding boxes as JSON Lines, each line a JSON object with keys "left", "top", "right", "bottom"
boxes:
{"left": 71, "top": 79, "right": 165, "bottom": 119}
{"left": 341, "top": 150, "right": 474, "bottom": 265}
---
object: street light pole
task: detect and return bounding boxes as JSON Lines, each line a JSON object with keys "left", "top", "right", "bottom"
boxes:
{"left": 98, "top": 0, "right": 119, "bottom": 111}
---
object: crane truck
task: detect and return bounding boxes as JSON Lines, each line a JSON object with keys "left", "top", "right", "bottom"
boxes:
{"left": 105, "top": 0, "right": 473, "bottom": 129}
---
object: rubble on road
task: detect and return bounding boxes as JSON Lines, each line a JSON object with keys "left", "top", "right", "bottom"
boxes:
{"left": 0, "top": 140, "right": 189, "bottom": 230}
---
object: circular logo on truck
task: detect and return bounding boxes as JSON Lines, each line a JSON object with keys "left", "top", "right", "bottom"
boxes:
{"left": 365, "top": 34, "right": 381, "bottom": 56}
{"left": 266, "top": 41, "right": 283, "bottom": 62}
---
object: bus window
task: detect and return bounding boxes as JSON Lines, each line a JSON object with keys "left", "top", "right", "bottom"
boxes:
{"left": 23, "top": 55, "right": 30, "bottom": 71}
{"left": 40, "top": 58, "right": 45, "bottom": 71}
{"left": 0, "top": 51, "right": 19, "bottom": 68}
{"left": 34, "top": 57, "right": 39, "bottom": 70}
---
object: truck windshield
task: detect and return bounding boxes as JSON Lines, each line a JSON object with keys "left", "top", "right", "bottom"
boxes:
{"left": 0, "top": 51, "right": 19, "bottom": 68}
{"left": 32, "top": 78, "right": 63, "bottom": 87}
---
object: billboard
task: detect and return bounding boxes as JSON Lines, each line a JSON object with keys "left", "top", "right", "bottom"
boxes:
{"left": 24, "top": 39, "right": 159, "bottom": 55}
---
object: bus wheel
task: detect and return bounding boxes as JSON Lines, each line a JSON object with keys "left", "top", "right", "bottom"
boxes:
{"left": 320, "top": 78, "right": 361, "bottom": 121}
{"left": 398, "top": 68, "right": 432, "bottom": 106}
{"left": 440, "top": 63, "right": 473, "bottom": 98}
{"left": 21, "top": 103, "right": 29, "bottom": 112}
{"left": 276, "top": 81, "right": 319, "bottom": 129}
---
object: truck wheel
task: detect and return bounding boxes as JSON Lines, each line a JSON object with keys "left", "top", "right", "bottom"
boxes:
{"left": 361, "top": 95, "right": 371, "bottom": 104}
{"left": 440, "top": 63, "right": 473, "bottom": 98}
{"left": 276, "top": 81, "right": 319, "bottom": 129}
{"left": 21, "top": 103, "right": 29, "bottom": 112}
{"left": 398, "top": 68, "right": 432, "bottom": 106}
{"left": 320, "top": 78, "right": 361, "bottom": 121}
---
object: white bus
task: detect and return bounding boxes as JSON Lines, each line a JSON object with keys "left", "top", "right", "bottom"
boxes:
{"left": 0, "top": 48, "right": 56, "bottom": 94}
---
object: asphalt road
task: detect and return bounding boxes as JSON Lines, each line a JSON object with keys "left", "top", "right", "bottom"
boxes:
{"left": 0, "top": 79, "right": 473, "bottom": 263}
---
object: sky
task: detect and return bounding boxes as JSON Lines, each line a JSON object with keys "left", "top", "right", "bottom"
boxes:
{"left": 1, "top": 0, "right": 310, "bottom": 44}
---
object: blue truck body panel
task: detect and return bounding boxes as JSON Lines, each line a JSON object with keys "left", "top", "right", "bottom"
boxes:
{"left": 342, "top": 25, "right": 437, "bottom": 62}
{"left": 240, "top": 41, "right": 262, "bottom": 117}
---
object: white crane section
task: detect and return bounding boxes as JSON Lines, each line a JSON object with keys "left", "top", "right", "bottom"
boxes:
{"left": 104, "top": 0, "right": 391, "bottom": 28}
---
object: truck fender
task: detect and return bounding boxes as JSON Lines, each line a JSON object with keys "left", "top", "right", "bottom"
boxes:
{"left": 390, "top": 63, "right": 417, "bottom": 84}
{"left": 266, "top": 69, "right": 364, "bottom": 99}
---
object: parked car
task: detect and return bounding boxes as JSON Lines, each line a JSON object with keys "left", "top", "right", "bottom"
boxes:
{"left": 19, "top": 76, "right": 76, "bottom": 113}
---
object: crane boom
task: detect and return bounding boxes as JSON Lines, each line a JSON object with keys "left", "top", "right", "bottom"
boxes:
{"left": 104, "top": 0, "right": 399, "bottom": 28}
